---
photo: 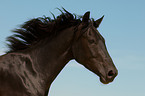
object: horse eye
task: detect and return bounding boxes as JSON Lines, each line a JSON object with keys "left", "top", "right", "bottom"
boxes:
{"left": 89, "top": 39, "right": 95, "bottom": 44}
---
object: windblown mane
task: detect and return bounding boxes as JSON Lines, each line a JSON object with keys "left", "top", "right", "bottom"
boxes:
{"left": 7, "top": 8, "right": 81, "bottom": 52}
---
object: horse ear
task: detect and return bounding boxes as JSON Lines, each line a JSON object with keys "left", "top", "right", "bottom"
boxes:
{"left": 82, "top": 11, "right": 90, "bottom": 23}
{"left": 94, "top": 15, "right": 104, "bottom": 28}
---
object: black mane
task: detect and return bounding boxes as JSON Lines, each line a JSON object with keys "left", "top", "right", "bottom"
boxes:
{"left": 7, "top": 9, "right": 81, "bottom": 52}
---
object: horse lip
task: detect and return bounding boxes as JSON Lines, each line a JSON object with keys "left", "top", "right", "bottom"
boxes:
{"left": 100, "top": 76, "right": 109, "bottom": 84}
{"left": 100, "top": 76, "right": 112, "bottom": 84}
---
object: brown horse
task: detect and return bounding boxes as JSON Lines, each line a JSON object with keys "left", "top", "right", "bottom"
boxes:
{"left": 0, "top": 9, "right": 118, "bottom": 96}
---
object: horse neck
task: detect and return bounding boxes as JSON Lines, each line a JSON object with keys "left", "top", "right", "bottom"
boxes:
{"left": 28, "top": 27, "right": 75, "bottom": 94}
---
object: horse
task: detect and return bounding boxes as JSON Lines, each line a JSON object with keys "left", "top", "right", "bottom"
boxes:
{"left": 0, "top": 8, "right": 118, "bottom": 96}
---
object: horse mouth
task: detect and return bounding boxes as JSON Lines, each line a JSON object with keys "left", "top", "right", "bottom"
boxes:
{"left": 100, "top": 76, "right": 113, "bottom": 84}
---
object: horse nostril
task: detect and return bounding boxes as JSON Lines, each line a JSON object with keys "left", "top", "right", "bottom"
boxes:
{"left": 108, "top": 70, "right": 114, "bottom": 77}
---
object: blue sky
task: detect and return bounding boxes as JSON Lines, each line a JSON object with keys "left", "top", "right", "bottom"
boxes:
{"left": 0, "top": 0, "right": 145, "bottom": 96}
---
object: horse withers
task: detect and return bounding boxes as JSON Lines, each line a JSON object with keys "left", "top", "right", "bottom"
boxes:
{"left": 0, "top": 9, "right": 118, "bottom": 96}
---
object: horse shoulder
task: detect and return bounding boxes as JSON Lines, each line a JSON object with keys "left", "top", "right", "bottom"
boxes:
{"left": 0, "top": 53, "right": 39, "bottom": 96}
